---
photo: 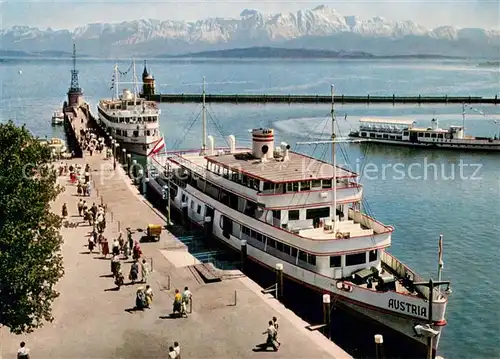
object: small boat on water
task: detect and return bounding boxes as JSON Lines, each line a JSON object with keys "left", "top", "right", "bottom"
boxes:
{"left": 51, "top": 110, "right": 64, "bottom": 125}
{"left": 348, "top": 108, "right": 500, "bottom": 151}
{"left": 39, "top": 137, "right": 68, "bottom": 158}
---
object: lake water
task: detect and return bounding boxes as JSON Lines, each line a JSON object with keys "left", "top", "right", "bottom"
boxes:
{"left": 1, "top": 58, "right": 499, "bottom": 358}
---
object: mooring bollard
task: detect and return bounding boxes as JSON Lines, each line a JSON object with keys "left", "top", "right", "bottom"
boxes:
{"left": 323, "top": 294, "right": 331, "bottom": 339}
{"left": 167, "top": 275, "right": 171, "bottom": 290}
{"left": 234, "top": 290, "right": 237, "bottom": 306}
{"left": 240, "top": 240, "right": 247, "bottom": 272}
{"left": 131, "top": 159, "right": 137, "bottom": 179}
{"left": 275, "top": 263, "right": 283, "bottom": 300}
{"left": 375, "top": 334, "right": 384, "bottom": 359}
{"left": 121, "top": 148, "right": 126, "bottom": 164}
{"left": 126, "top": 153, "right": 132, "bottom": 173}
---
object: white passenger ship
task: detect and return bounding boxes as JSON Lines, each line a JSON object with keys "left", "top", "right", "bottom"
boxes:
{"left": 97, "top": 61, "right": 162, "bottom": 156}
{"left": 349, "top": 113, "right": 500, "bottom": 151}
{"left": 150, "top": 85, "right": 450, "bottom": 352}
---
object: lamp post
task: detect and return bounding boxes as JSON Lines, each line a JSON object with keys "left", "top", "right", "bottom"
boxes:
{"left": 413, "top": 278, "right": 451, "bottom": 359}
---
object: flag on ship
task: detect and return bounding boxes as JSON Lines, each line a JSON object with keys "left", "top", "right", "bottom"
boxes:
{"left": 438, "top": 234, "right": 443, "bottom": 264}
{"left": 148, "top": 137, "right": 165, "bottom": 157}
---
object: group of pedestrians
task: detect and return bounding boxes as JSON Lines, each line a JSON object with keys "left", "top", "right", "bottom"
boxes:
{"left": 262, "top": 316, "right": 281, "bottom": 351}
{"left": 173, "top": 287, "right": 192, "bottom": 318}
{"left": 168, "top": 342, "right": 181, "bottom": 358}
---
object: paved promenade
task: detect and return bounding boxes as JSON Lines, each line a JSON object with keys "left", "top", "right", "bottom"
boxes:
{"left": 1, "top": 120, "right": 351, "bottom": 358}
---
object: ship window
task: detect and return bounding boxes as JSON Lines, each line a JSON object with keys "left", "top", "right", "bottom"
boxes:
{"left": 300, "top": 181, "right": 311, "bottom": 191}
{"left": 306, "top": 207, "right": 330, "bottom": 220}
{"left": 256, "top": 233, "right": 262, "bottom": 242}
{"left": 263, "top": 182, "right": 273, "bottom": 191}
{"left": 250, "top": 230, "right": 256, "bottom": 238}
{"left": 330, "top": 256, "right": 341, "bottom": 268}
{"left": 122, "top": 131, "right": 128, "bottom": 137}
{"left": 146, "top": 130, "right": 151, "bottom": 136}
{"left": 437, "top": 134, "right": 444, "bottom": 139}
{"left": 307, "top": 254, "right": 316, "bottom": 266}
{"left": 403, "top": 131, "right": 409, "bottom": 136}
{"left": 424, "top": 133, "right": 431, "bottom": 138}
{"left": 369, "top": 250, "right": 377, "bottom": 262}
{"left": 190, "top": 200, "right": 194, "bottom": 209}
{"left": 133, "top": 130, "right": 139, "bottom": 137}
{"left": 267, "top": 238, "right": 275, "bottom": 248}
{"left": 298, "top": 250, "right": 307, "bottom": 262}
{"left": 282, "top": 244, "right": 291, "bottom": 255}
{"left": 116, "top": 129, "right": 121, "bottom": 136}
{"left": 197, "top": 204, "right": 201, "bottom": 214}
{"left": 369, "top": 133, "right": 375, "bottom": 138}
{"left": 382, "top": 134, "right": 389, "bottom": 139}
{"left": 276, "top": 241, "right": 283, "bottom": 252}
{"left": 418, "top": 132, "right": 424, "bottom": 137}
{"left": 181, "top": 194, "right": 187, "bottom": 202}
{"left": 287, "top": 182, "right": 299, "bottom": 192}
{"left": 346, "top": 253, "right": 366, "bottom": 266}
{"left": 322, "top": 180, "right": 332, "bottom": 189}
{"left": 288, "top": 210, "right": 299, "bottom": 221}
{"left": 361, "top": 132, "right": 367, "bottom": 137}
{"left": 242, "top": 226, "right": 250, "bottom": 236}
{"left": 311, "top": 179, "right": 321, "bottom": 188}
{"left": 272, "top": 210, "right": 280, "bottom": 219}
{"left": 291, "top": 247, "right": 298, "bottom": 258}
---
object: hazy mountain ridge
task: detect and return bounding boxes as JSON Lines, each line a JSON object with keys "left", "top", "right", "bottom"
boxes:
{"left": 1, "top": 5, "right": 499, "bottom": 57}
{"left": 162, "top": 46, "right": 463, "bottom": 59}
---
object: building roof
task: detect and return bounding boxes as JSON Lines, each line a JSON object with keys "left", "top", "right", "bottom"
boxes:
{"left": 360, "top": 117, "right": 415, "bottom": 126}
{"left": 204, "top": 150, "right": 357, "bottom": 183}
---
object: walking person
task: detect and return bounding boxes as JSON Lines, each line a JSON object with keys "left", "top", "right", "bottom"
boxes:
{"left": 182, "top": 286, "right": 192, "bottom": 317}
{"left": 262, "top": 320, "right": 279, "bottom": 351}
{"left": 168, "top": 346, "right": 177, "bottom": 359}
{"left": 129, "top": 260, "right": 139, "bottom": 284}
{"left": 141, "top": 258, "right": 150, "bottom": 283}
{"left": 272, "top": 316, "right": 281, "bottom": 346}
{"left": 145, "top": 285, "right": 154, "bottom": 308}
{"left": 77, "top": 199, "right": 84, "bottom": 216}
{"left": 174, "top": 341, "right": 181, "bottom": 359}
{"left": 61, "top": 203, "right": 68, "bottom": 218}
{"left": 17, "top": 341, "right": 31, "bottom": 359}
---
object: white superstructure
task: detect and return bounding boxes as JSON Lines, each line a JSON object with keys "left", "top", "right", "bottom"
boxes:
{"left": 349, "top": 112, "right": 500, "bottom": 151}
{"left": 149, "top": 84, "right": 450, "bottom": 352}
{"left": 97, "top": 62, "right": 162, "bottom": 156}
{"left": 51, "top": 110, "right": 64, "bottom": 125}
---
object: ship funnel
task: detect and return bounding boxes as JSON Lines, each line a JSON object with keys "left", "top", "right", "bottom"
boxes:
{"left": 252, "top": 128, "right": 274, "bottom": 160}
{"left": 228, "top": 135, "right": 236, "bottom": 154}
{"left": 281, "top": 141, "right": 290, "bottom": 161}
{"left": 207, "top": 135, "right": 215, "bottom": 155}
{"left": 431, "top": 118, "right": 439, "bottom": 130}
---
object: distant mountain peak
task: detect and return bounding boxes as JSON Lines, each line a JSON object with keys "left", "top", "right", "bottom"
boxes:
{"left": 1, "top": 5, "right": 499, "bottom": 58}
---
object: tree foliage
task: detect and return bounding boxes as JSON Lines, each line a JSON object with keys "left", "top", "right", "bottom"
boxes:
{"left": 0, "top": 121, "right": 64, "bottom": 334}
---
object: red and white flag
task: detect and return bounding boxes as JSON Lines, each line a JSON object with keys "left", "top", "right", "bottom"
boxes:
{"left": 148, "top": 137, "right": 165, "bottom": 157}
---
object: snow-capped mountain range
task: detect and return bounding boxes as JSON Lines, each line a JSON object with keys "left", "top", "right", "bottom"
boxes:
{"left": 1, "top": 5, "right": 499, "bottom": 57}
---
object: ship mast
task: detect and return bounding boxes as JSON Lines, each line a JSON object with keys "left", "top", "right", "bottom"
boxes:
{"left": 462, "top": 103, "right": 466, "bottom": 135}
{"left": 201, "top": 76, "right": 207, "bottom": 154}
{"left": 132, "top": 59, "right": 137, "bottom": 106}
{"left": 113, "top": 63, "right": 119, "bottom": 100}
{"left": 331, "top": 84, "right": 337, "bottom": 233}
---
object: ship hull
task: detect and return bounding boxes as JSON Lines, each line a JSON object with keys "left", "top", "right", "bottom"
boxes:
{"left": 146, "top": 177, "right": 446, "bottom": 355}
{"left": 349, "top": 134, "right": 500, "bottom": 151}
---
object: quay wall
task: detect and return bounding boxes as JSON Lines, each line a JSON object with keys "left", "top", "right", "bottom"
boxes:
{"left": 147, "top": 93, "right": 500, "bottom": 104}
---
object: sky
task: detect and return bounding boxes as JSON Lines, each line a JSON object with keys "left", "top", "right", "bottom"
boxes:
{"left": 1, "top": 0, "right": 499, "bottom": 30}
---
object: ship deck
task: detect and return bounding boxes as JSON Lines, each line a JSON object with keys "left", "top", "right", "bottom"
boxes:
{"left": 185, "top": 148, "right": 357, "bottom": 182}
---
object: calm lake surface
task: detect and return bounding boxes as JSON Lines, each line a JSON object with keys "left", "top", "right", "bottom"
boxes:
{"left": 1, "top": 58, "right": 499, "bottom": 358}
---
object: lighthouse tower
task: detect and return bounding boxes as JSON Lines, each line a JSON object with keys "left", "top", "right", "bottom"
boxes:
{"left": 67, "top": 44, "right": 83, "bottom": 107}
{"left": 141, "top": 60, "right": 156, "bottom": 98}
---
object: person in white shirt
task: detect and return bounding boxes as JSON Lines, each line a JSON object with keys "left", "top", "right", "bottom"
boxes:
{"left": 168, "top": 346, "right": 177, "bottom": 358}
{"left": 174, "top": 341, "right": 181, "bottom": 359}
{"left": 262, "top": 321, "right": 278, "bottom": 351}
{"left": 182, "top": 286, "right": 192, "bottom": 316}
{"left": 17, "top": 341, "right": 30, "bottom": 359}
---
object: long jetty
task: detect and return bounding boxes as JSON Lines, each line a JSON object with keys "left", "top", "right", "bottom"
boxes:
{"left": 147, "top": 93, "right": 500, "bottom": 104}
{"left": 1, "top": 100, "right": 353, "bottom": 358}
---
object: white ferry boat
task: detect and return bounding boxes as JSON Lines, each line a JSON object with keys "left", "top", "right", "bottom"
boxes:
{"left": 51, "top": 110, "right": 64, "bottom": 125}
{"left": 96, "top": 61, "right": 162, "bottom": 156}
{"left": 349, "top": 113, "right": 500, "bottom": 151}
{"left": 149, "top": 85, "right": 450, "bottom": 352}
